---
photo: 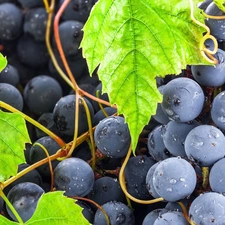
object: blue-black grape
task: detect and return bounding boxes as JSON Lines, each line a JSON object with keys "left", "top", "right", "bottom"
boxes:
{"left": 209, "top": 158, "right": 225, "bottom": 193}
{"left": 211, "top": 91, "right": 225, "bottom": 130}
{"left": 93, "top": 107, "right": 117, "bottom": 126}
{"left": 153, "top": 211, "right": 189, "bottom": 225}
{"left": 87, "top": 176, "right": 125, "bottom": 206}
{"left": 152, "top": 157, "right": 196, "bottom": 202}
{"left": 6, "top": 182, "right": 44, "bottom": 222}
{"left": 35, "top": 113, "right": 62, "bottom": 139}
{"left": 24, "top": 75, "right": 63, "bottom": 115}
{"left": 17, "top": 34, "right": 49, "bottom": 68}
{"left": 54, "top": 157, "right": 94, "bottom": 197}
{"left": 0, "top": 83, "right": 23, "bottom": 111}
{"left": 189, "top": 192, "right": 225, "bottom": 225}
{"left": 205, "top": 2, "right": 225, "bottom": 41}
{"left": 0, "top": 3, "right": 23, "bottom": 40}
{"left": 184, "top": 124, "right": 225, "bottom": 166}
{"left": 153, "top": 85, "right": 170, "bottom": 125}
{"left": 29, "top": 136, "right": 61, "bottom": 177}
{"left": 17, "top": 0, "right": 44, "bottom": 8}
{"left": 147, "top": 125, "right": 172, "bottom": 161}
{"left": 161, "top": 77, "right": 204, "bottom": 122}
{"left": 23, "top": 7, "right": 48, "bottom": 42}
{"left": 191, "top": 49, "right": 225, "bottom": 87}
{"left": 124, "top": 155, "right": 156, "bottom": 200}
{"left": 0, "top": 64, "right": 19, "bottom": 87}
{"left": 146, "top": 162, "right": 161, "bottom": 198}
{"left": 4, "top": 163, "right": 42, "bottom": 195}
{"left": 58, "top": 0, "right": 93, "bottom": 22}
{"left": 76, "top": 200, "right": 94, "bottom": 223}
{"left": 53, "top": 94, "right": 94, "bottom": 136}
{"left": 53, "top": 20, "right": 83, "bottom": 56}
{"left": 162, "top": 120, "right": 199, "bottom": 157}
{"left": 93, "top": 201, "right": 135, "bottom": 225}
{"left": 142, "top": 208, "right": 169, "bottom": 225}
{"left": 94, "top": 116, "right": 131, "bottom": 158}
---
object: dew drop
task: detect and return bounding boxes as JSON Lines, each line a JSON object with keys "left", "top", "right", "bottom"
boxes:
{"left": 170, "top": 179, "right": 177, "bottom": 184}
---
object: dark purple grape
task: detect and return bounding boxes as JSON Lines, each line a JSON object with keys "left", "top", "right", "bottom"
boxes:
{"left": 0, "top": 64, "right": 19, "bottom": 87}
{"left": 0, "top": 3, "right": 23, "bottom": 40}
{"left": 6, "top": 182, "right": 44, "bottom": 222}
{"left": 54, "top": 157, "right": 94, "bottom": 197}
{"left": 24, "top": 75, "right": 63, "bottom": 115}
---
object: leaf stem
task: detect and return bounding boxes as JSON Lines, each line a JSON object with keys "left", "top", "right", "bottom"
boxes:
{"left": 0, "top": 188, "right": 24, "bottom": 224}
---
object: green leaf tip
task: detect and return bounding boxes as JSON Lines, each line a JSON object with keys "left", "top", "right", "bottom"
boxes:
{"left": 81, "top": 0, "right": 212, "bottom": 152}
{"left": 0, "top": 53, "right": 7, "bottom": 72}
{"left": 0, "top": 111, "right": 31, "bottom": 182}
{"left": 26, "top": 191, "right": 91, "bottom": 225}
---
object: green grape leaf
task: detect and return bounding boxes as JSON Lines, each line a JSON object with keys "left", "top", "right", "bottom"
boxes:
{"left": 0, "top": 111, "right": 31, "bottom": 182}
{"left": 214, "top": 0, "right": 225, "bottom": 12}
{"left": 26, "top": 191, "right": 91, "bottom": 225}
{"left": 0, "top": 53, "right": 7, "bottom": 72}
{"left": 80, "top": 0, "right": 211, "bottom": 152}
{"left": 0, "top": 215, "right": 19, "bottom": 225}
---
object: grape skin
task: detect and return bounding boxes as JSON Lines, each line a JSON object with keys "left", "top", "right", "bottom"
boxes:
{"left": 189, "top": 192, "right": 225, "bottom": 225}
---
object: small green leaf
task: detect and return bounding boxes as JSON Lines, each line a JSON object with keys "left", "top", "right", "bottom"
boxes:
{"left": 0, "top": 111, "right": 31, "bottom": 182}
{"left": 0, "top": 53, "right": 7, "bottom": 72}
{"left": 81, "top": 0, "right": 210, "bottom": 152}
{"left": 0, "top": 215, "right": 19, "bottom": 225}
{"left": 26, "top": 191, "right": 91, "bottom": 225}
{"left": 214, "top": 0, "right": 225, "bottom": 12}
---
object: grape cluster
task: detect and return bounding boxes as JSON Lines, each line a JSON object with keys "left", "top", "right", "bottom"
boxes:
{"left": 1, "top": 0, "right": 225, "bottom": 225}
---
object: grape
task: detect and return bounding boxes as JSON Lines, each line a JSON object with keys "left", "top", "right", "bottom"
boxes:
{"left": 17, "top": 34, "right": 49, "bottom": 68}
{"left": 76, "top": 200, "right": 94, "bottom": 223}
{"left": 0, "top": 83, "right": 23, "bottom": 111}
{"left": 209, "top": 158, "right": 225, "bottom": 193}
{"left": 198, "top": 0, "right": 212, "bottom": 10}
{"left": 162, "top": 120, "right": 199, "bottom": 157}
{"left": 0, "top": 197, "right": 3, "bottom": 212}
{"left": 53, "top": 94, "right": 94, "bottom": 136}
{"left": 152, "top": 157, "right": 196, "bottom": 202}
{"left": 147, "top": 125, "right": 172, "bottom": 161}
{"left": 58, "top": 0, "right": 93, "bottom": 22}
{"left": 6, "top": 182, "right": 44, "bottom": 222}
{"left": 29, "top": 136, "right": 61, "bottom": 177}
{"left": 0, "top": 64, "right": 19, "bottom": 87}
{"left": 184, "top": 124, "right": 225, "bottom": 166}
{"left": 4, "top": 163, "right": 42, "bottom": 195}
{"left": 93, "top": 201, "right": 135, "bottom": 225}
{"left": 189, "top": 192, "right": 225, "bottom": 225}
{"left": 0, "top": 3, "right": 23, "bottom": 40}
{"left": 124, "top": 155, "right": 156, "bottom": 200}
{"left": 35, "top": 113, "right": 62, "bottom": 139}
{"left": 94, "top": 116, "right": 131, "bottom": 158}
{"left": 91, "top": 82, "right": 109, "bottom": 112}
{"left": 17, "top": 0, "right": 44, "bottom": 8}
{"left": 191, "top": 49, "right": 225, "bottom": 87}
{"left": 142, "top": 208, "right": 169, "bottom": 225}
{"left": 211, "top": 91, "right": 225, "bottom": 130}
{"left": 146, "top": 162, "right": 161, "bottom": 198}
{"left": 54, "top": 157, "right": 94, "bottom": 197}
{"left": 205, "top": 2, "right": 225, "bottom": 41}
{"left": 161, "top": 77, "right": 204, "bottom": 122}
{"left": 23, "top": 7, "right": 48, "bottom": 42}
{"left": 87, "top": 176, "right": 125, "bottom": 205}
{"left": 24, "top": 75, "right": 63, "bottom": 115}
{"left": 152, "top": 85, "right": 170, "bottom": 125}
{"left": 53, "top": 20, "right": 84, "bottom": 56}
{"left": 93, "top": 107, "right": 117, "bottom": 126}
{"left": 153, "top": 211, "right": 189, "bottom": 225}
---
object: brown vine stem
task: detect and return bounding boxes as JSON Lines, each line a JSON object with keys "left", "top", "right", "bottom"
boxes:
{"left": 178, "top": 201, "right": 194, "bottom": 225}
{"left": 0, "top": 101, "right": 65, "bottom": 147}
{"left": 119, "top": 143, "right": 164, "bottom": 204}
